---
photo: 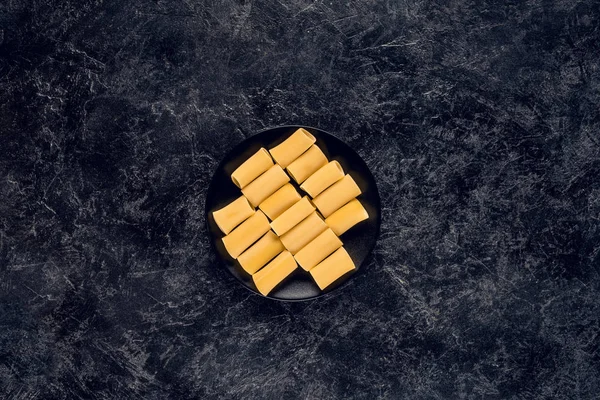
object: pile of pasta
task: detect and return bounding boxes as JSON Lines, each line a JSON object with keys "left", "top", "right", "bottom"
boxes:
{"left": 212, "top": 128, "right": 369, "bottom": 296}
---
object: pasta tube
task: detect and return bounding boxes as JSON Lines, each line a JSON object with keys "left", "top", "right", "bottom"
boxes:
{"left": 268, "top": 128, "right": 316, "bottom": 168}
{"left": 309, "top": 247, "right": 355, "bottom": 290}
{"left": 324, "top": 199, "right": 369, "bottom": 236}
{"left": 279, "top": 212, "right": 328, "bottom": 254}
{"left": 212, "top": 196, "right": 254, "bottom": 235}
{"left": 294, "top": 228, "right": 342, "bottom": 271}
{"left": 258, "top": 183, "right": 301, "bottom": 220}
{"left": 286, "top": 145, "right": 328, "bottom": 184}
{"left": 312, "top": 174, "right": 361, "bottom": 218}
{"left": 238, "top": 231, "right": 284, "bottom": 275}
{"left": 241, "top": 165, "right": 290, "bottom": 207}
{"left": 300, "top": 161, "right": 344, "bottom": 198}
{"left": 270, "top": 196, "right": 315, "bottom": 236}
{"left": 221, "top": 210, "right": 270, "bottom": 259}
{"left": 231, "top": 148, "right": 274, "bottom": 189}
{"left": 253, "top": 251, "right": 297, "bottom": 296}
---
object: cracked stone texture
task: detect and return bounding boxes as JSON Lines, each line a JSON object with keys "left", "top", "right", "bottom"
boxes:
{"left": 1, "top": 0, "right": 600, "bottom": 399}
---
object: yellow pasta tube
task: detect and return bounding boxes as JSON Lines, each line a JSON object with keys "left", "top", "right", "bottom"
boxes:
{"left": 309, "top": 247, "right": 355, "bottom": 290}
{"left": 312, "top": 174, "right": 361, "bottom": 218}
{"left": 286, "top": 145, "right": 328, "bottom": 184}
{"left": 241, "top": 165, "right": 290, "bottom": 207}
{"left": 258, "top": 183, "right": 301, "bottom": 220}
{"left": 280, "top": 212, "right": 328, "bottom": 254}
{"left": 324, "top": 199, "right": 369, "bottom": 236}
{"left": 268, "top": 128, "right": 316, "bottom": 168}
{"left": 300, "top": 161, "right": 345, "bottom": 198}
{"left": 212, "top": 196, "right": 254, "bottom": 235}
{"left": 252, "top": 250, "right": 297, "bottom": 296}
{"left": 270, "top": 196, "right": 315, "bottom": 236}
{"left": 231, "top": 148, "right": 274, "bottom": 189}
{"left": 294, "top": 228, "right": 343, "bottom": 271}
{"left": 237, "top": 231, "right": 284, "bottom": 275}
{"left": 221, "top": 210, "right": 270, "bottom": 259}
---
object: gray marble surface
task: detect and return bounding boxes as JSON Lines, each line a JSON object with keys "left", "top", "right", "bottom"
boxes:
{"left": 1, "top": 0, "right": 600, "bottom": 399}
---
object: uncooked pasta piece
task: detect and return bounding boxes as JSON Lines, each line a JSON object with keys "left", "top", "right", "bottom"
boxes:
{"left": 270, "top": 196, "right": 315, "bottom": 236}
{"left": 221, "top": 210, "right": 270, "bottom": 259}
{"left": 300, "top": 161, "right": 345, "bottom": 198}
{"left": 309, "top": 247, "right": 355, "bottom": 290}
{"left": 241, "top": 165, "right": 290, "bottom": 207}
{"left": 324, "top": 199, "right": 369, "bottom": 236}
{"left": 286, "top": 145, "right": 328, "bottom": 184}
{"left": 294, "top": 228, "right": 342, "bottom": 271}
{"left": 212, "top": 196, "right": 254, "bottom": 235}
{"left": 279, "top": 212, "right": 328, "bottom": 255}
{"left": 237, "top": 231, "right": 284, "bottom": 275}
{"left": 231, "top": 148, "right": 274, "bottom": 189}
{"left": 268, "top": 128, "right": 316, "bottom": 168}
{"left": 312, "top": 174, "right": 361, "bottom": 218}
{"left": 252, "top": 251, "right": 297, "bottom": 296}
{"left": 258, "top": 183, "right": 301, "bottom": 220}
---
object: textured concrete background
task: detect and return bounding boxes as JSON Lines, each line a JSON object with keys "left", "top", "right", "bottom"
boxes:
{"left": 1, "top": 0, "right": 599, "bottom": 398}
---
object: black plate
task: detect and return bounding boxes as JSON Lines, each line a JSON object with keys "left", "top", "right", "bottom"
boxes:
{"left": 205, "top": 126, "right": 381, "bottom": 301}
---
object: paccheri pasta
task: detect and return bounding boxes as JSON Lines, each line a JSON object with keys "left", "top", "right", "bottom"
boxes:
{"left": 231, "top": 148, "right": 274, "bottom": 189}
{"left": 269, "top": 128, "right": 316, "bottom": 168}
{"left": 309, "top": 247, "right": 355, "bottom": 290}
{"left": 280, "top": 212, "right": 328, "bottom": 255}
{"left": 252, "top": 251, "right": 297, "bottom": 296}
{"left": 259, "top": 183, "right": 301, "bottom": 220}
{"left": 300, "top": 160, "right": 345, "bottom": 198}
{"left": 213, "top": 128, "right": 369, "bottom": 295}
{"left": 212, "top": 196, "right": 254, "bottom": 235}
{"left": 294, "top": 228, "right": 342, "bottom": 271}
{"left": 270, "top": 196, "right": 315, "bottom": 236}
{"left": 286, "top": 144, "right": 328, "bottom": 184}
{"left": 312, "top": 174, "right": 361, "bottom": 218}
{"left": 221, "top": 210, "right": 270, "bottom": 259}
{"left": 324, "top": 198, "right": 369, "bottom": 236}
{"left": 238, "top": 230, "right": 285, "bottom": 275}
{"left": 241, "top": 164, "right": 290, "bottom": 207}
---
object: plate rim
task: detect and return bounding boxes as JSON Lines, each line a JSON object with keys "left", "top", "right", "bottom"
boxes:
{"left": 205, "top": 124, "right": 381, "bottom": 302}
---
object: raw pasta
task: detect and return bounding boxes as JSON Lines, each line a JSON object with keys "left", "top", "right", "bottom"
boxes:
{"left": 268, "top": 128, "right": 316, "bottom": 168}
{"left": 324, "top": 199, "right": 369, "bottom": 236}
{"left": 270, "top": 196, "right": 315, "bottom": 236}
{"left": 237, "top": 230, "right": 284, "bottom": 275}
{"left": 300, "top": 161, "right": 344, "bottom": 198}
{"left": 241, "top": 164, "right": 290, "bottom": 207}
{"left": 221, "top": 210, "right": 270, "bottom": 259}
{"left": 231, "top": 147, "right": 274, "bottom": 189}
{"left": 212, "top": 196, "right": 254, "bottom": 235}
{"left": 279, "top": 212, "right": 328, "bottom": 254}
{"left": 252, "top": 250, "right": 297, "bottom": 296}
{"left": 312, "top": 174, "right": 361, "bottom": 218}
{"left": 258, "top": 183, "right": 301, "bottom": 220}
{"left": 286, "top": 145, "right": 328, "bottom": 184}
{"left": 309, "top": 247, "right": 355, "bottom": 290}
{"left": 216, "top": 130, "right": 372, "bottom": 295}
{"left": 294, "top": 228, "right": 342, "bottom": 271}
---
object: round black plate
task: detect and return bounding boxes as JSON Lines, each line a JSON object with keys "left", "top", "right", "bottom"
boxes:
{"left": 205, "top": 126, "right": 381, "bottom": 301}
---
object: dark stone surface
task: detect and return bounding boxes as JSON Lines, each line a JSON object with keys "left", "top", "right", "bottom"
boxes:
{"left": 1, "top": 0, "right": 599, "bottom": 398}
